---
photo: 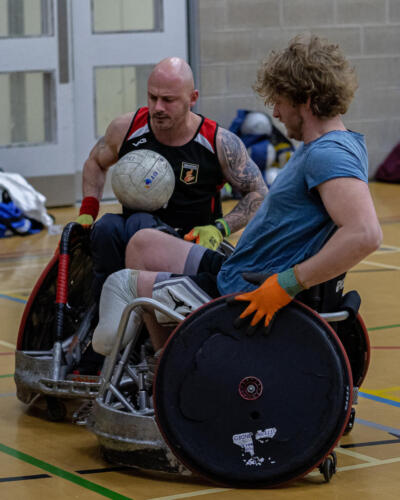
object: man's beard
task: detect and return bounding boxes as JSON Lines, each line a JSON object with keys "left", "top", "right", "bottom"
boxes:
{"left": 287, "top": 115, "right": 304, "bottom": 141}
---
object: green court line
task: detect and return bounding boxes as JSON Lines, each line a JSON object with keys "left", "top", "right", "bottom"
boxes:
{"left": 368, "top": 323, "right": 400, "bottom": 332}
{"left": 0, "top": 374, "right": 13, "bottom": 379}
{"left": 0, "top": 443, "right": 133, "bottom": 500}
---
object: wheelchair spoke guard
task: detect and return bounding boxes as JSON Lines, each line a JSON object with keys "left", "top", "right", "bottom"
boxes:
{"left": 154, "top": 296, "right": 353, "bottom": 488}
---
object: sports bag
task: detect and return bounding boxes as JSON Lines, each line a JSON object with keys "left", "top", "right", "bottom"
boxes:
{"left": 0, "top": 190, "right": 42, "bottom": 237}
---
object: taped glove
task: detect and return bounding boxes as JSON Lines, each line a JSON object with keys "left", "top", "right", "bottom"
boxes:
{"left": 235, "top": 267, "right": 305, "bottom": 329}
{"left": 76, "top": 196, "right": 99, "bottom": 228}
{"left": 184, "top": 224, "right": 224, "bottom": 251}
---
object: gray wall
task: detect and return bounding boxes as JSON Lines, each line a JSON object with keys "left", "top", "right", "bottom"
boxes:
{"left": 196, "top": 0, "right": 400, "bottom": 177}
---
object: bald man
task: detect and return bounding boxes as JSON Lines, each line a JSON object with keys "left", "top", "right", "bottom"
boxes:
{"left": 78, "top": 57, "right": 267, "bottom": 300}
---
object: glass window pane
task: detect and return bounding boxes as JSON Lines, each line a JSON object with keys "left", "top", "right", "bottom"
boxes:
{"left": 0, "top": 71, "right": 55, "bottom": 146}
{"left": 0, "top": 0, "right": 53, "bottom": 38}
{"left": 94, "top": 65, "right": 153, "bottom": 137}
{"left": 92, "top": 0, "right": 163, "bottom": 33}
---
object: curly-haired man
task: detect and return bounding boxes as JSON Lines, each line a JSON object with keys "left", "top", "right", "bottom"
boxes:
{"left": 92, "top": 33, "right": 382, "bottom": 355}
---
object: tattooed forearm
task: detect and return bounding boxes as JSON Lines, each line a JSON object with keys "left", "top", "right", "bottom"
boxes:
{"left": 217, "top": 128, "right": 267, "bottom": 232}
{"left": 224, "top": 192, "right": 264, "bottom": 234}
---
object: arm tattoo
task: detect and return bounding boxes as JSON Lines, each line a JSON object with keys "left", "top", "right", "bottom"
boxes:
{"left": 218, "top": 129, "right": 267, "bottom": 232}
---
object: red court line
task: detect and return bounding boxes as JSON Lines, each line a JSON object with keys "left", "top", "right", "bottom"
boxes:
{"left": 0, "top": 352, "right": 14, "bottom": 356}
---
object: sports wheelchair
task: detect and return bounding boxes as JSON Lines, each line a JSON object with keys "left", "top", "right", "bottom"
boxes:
{"left": 13, "top": 222, "right": 234, "bottom": 421}
{"left": 14, "top": 222, "right": 369, "bottom": 487}
{"left": 87, "top": 270, "right": 369, "bottom": 487}
{"left": 14, "top": 223, "right": 100, "bottom": 420}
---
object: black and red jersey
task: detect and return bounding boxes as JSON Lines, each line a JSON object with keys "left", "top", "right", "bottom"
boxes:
{"left": 118, "top": 107, "right": 224, "bottom": 233}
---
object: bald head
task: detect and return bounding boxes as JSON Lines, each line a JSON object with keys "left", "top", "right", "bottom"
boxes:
{"left": 149, "top": 57, "right": 195, "bottom": 93}
{"left": 147, "top": 57, "right": 199, "bottom": 135}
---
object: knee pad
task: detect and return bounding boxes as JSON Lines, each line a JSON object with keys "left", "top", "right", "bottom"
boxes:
{"left": 92, "top": 269, "right": 142, "bottom": 355}
{"left": 152, "top": 276, "right": 212, "bottom": 326}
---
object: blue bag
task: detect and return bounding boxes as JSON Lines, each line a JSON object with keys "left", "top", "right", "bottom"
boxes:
{"left": 0, "top": 190, "right": 42, "bottom": 237}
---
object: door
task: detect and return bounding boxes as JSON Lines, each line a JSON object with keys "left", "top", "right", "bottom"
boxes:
{"left": 0, "top": 0, "right": 188, "bottom": 205}
{"left": 72, "top": 0, "right": 188, "bottom": 200}
{"left": 0, "top": 0, "right": 75, "bottom": 204}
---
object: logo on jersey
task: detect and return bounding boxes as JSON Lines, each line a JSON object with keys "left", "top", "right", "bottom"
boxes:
{"left": 180, "top": 162, "right": 199, "bottom": 184}
{"left": 131, "top": 137, "right": 147, "bottom": 147}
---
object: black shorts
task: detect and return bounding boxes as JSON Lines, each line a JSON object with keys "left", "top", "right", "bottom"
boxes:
{"left": 171, "top": 249, "right": 226, "bottom": 299}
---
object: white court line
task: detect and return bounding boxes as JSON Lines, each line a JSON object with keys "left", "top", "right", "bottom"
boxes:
{"left": 361, "top": 260, "right": 400, "bottom": 271}
{"left": 335, "top": 446, "right": 379, "bottom": 463}
{"left": 336, "top": 456, "right": 400, "bottom": 472}
{"left": 0, "top": 340, "right": 16, "bottom": 350}
{"left": 148, "top": 489, "right": 232, "bottom": 500}
{"left": 375, "top": 245, "right": 400, "bottom": 253}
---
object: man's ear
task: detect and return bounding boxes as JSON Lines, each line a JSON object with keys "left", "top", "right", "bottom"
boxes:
{"left": 190, "top": 89, "right": 199, "bottom": 108}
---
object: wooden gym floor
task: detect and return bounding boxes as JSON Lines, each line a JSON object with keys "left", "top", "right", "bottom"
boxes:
{"left": 0, "top": 181, "right": 399, "bottom": 499}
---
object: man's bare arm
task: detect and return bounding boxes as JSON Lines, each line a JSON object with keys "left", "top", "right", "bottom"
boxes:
{"left": 82, "top": 113, "right": 132, "bottom": 199}
{"left": 217, "top": 128, "right": 267, "bottom": 233}
{"left": 296, "top": 178, "right": 382, "bottom": 288}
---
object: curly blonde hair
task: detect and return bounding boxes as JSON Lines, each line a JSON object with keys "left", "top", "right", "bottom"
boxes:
{"left": 254, "top": 33, "right": 358, "bottom": 118}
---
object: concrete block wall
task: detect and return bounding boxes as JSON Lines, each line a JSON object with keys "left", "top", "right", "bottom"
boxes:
{"left": 197, "top": 0, "right": 400, "bottom": 177}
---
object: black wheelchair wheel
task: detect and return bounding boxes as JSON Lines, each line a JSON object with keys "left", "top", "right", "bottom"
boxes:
{"left": 154, "top": 296, "right": 353, "bottom": 488}
{"left": 17, "top": 225, "right": 94, "bottom": 351}
{"left": 335, "top": 314, "right": 370, "bottom": 388}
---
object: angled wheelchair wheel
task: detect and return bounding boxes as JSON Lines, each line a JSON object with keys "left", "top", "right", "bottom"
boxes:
{"left": 17, "top": 223, "right": 94, "bottom": 351}
{"left": 335, "top": 313, "right": 370, "bottom": 388}
{"left": 154, "top": 296, "right": 353, "bottom": 488}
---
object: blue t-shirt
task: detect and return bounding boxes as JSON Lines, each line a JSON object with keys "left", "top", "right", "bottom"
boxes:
{"left": 217, "top": 130, "right": 368, "bottom": 295}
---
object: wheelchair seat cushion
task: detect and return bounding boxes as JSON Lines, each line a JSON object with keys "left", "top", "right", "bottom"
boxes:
{"left": 154, "top": 296, "right": 353, "bottom": 488}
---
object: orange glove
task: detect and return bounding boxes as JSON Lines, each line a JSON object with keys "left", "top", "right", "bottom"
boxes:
{"left": 235, "top": 268, "right": 305, "bottom": 328}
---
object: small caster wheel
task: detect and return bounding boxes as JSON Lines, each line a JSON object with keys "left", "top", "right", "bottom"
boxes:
{"left": 319, "top": 452, "right": 337, "bottom": 483}
{"left": 343, "top": 407, "right": 356, "bottom": 435}
{"left": 46, "top": 396, "right": 67, "bottom": 421}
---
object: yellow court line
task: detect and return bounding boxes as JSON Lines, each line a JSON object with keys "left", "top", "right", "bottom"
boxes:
{"left": 368, "top": 386, "right": 400, "bottom": 396}
{"left": 149, "top": 489, "right": 232, "bottom": 500}
{"left": 361, "top": 260, "right": 400, "bottom": 271}
{"left": 362, "top": 388, "right": 400, "bottom": 403}
{"left": 0, "top": 289, "right": 31, "bottom": 296}
{"left": 0, "top": 340, "right": 15, "bottom": 350}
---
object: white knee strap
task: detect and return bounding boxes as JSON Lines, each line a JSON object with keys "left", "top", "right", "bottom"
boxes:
{"left": 152, "top": 276, "right": 212, "bottom": 326}
{"left": 92, "top": 269, "right": 142, "bottom": 356}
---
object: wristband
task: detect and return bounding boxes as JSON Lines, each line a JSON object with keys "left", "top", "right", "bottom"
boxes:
{"left": 277, "top": 267, "right": 305, "bottom": 297}
{"left": 214, "top": 218, "right": 231, "bottom": 237}
{"left": 79, "top": 196, "right": 99, "bottom": 221}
